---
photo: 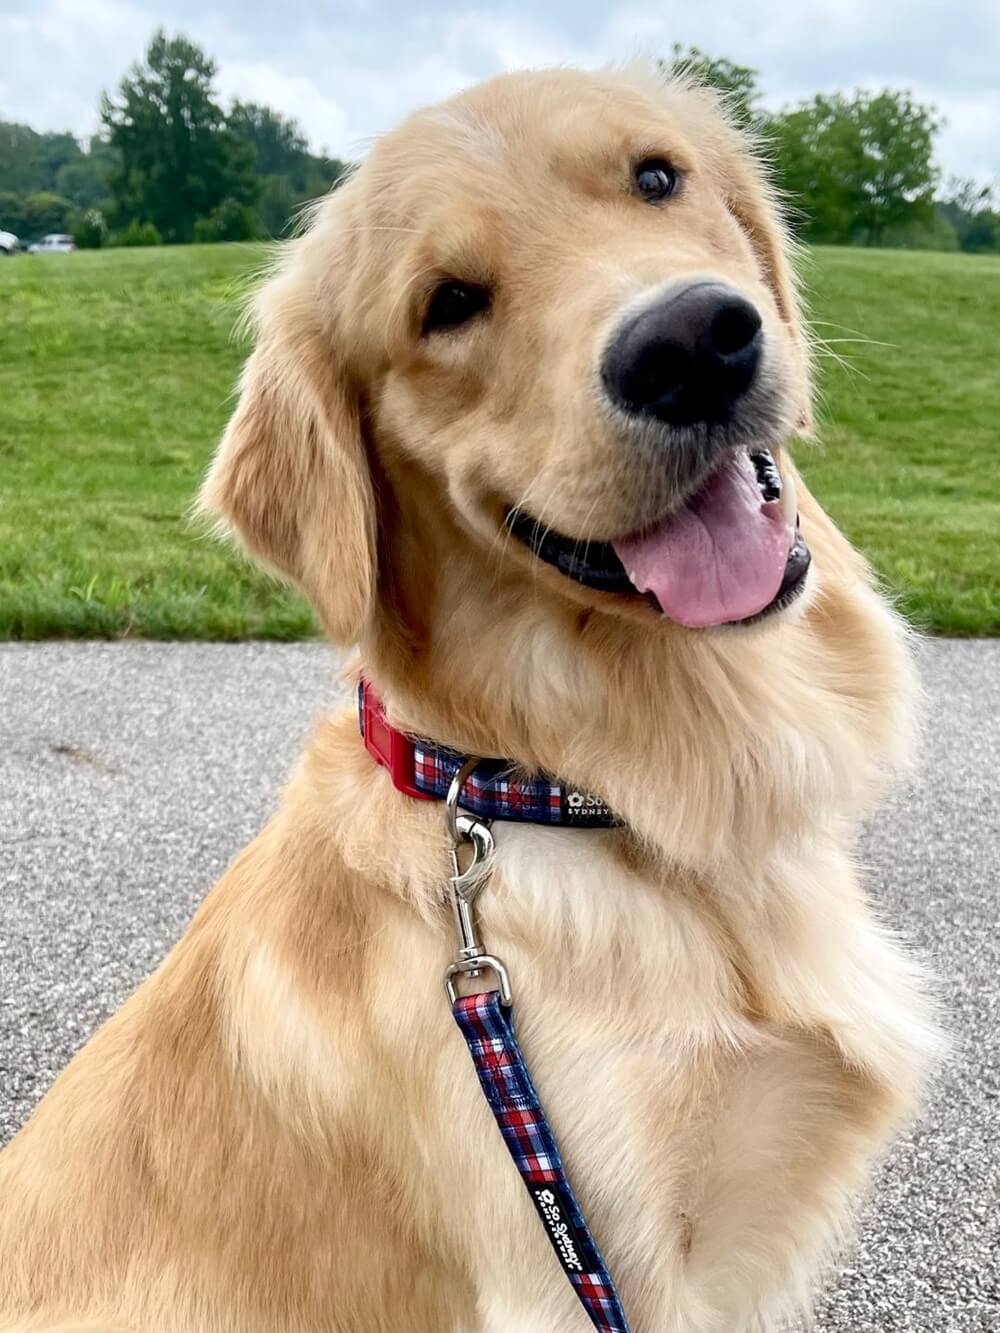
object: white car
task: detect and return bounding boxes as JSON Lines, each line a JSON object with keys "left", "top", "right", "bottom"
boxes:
{"left": 28, "top": 233, "right": 76, "bottom": 254}
{"left": 0, "top": 229, "right": 19, "bottom": 255}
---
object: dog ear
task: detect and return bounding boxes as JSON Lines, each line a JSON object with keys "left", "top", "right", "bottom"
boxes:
{"left": 649, "top": 69, "right": 813, "bottom": 432}
{"left": 199, "top": 261, "right": 377, "bottom": 644}
{"left": 724, "top": 167, "right": 801, "bottom": 322}
{"left": 712, "top": 129, "right": 814, "bottom": 433}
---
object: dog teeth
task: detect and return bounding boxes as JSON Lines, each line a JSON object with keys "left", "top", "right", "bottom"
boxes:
{"left": 749, "top": 449, "right": 782, "bottom": 502}
{"left": 778, "top": 462, "right": 798, "bottom": 531}
{"left": 749, "top": 449, "right": 797, "bottom": 530}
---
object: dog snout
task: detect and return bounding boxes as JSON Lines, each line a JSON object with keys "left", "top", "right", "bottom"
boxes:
{"left": 601, "top": 282, "right": 763, "bottom": 427}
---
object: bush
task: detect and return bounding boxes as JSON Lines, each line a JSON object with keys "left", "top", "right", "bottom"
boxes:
{"left": 192, "top": 197, "right": 260, "bottom": 243}
{"left": 70, "top": 209, "right": 109, "bottom": 250}
{"left": 112, "top": 218, "right": 162, "bottom": 247}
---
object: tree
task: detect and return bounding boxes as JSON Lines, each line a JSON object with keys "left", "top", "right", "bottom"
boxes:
{"left": 193, "top": 197, "right": 261, "bottom": 243}
{"left": 0, "top": 122, "right": 117, "bottom": 218}
{"left": 0, "top": 122, "right": 85, "bottom": 196}
{"left": 0, "top": 122, "right": 41, "bottom": 195}
{"left": 100, "top": 30, "right": 256, "bottom": 243}
{"left": 256, "top": 173, "right": 298, "bottom": 236}
{"left": 20, "top": 191, "right": 75, "bottom": 239}
{"left": 0, "top": 191, "right": 27, "bottom": 235}
{"left": 770, "top": 90, "right": 940, "bottom": 245}
{"left": 56, "top": 137, "right": 119, "bottom": 211}
{"left": 32, "top": 131, "right": 83, "bottom": 188}
{"left": 228, "top": 101, "right": 348, "bottom": 236}
{"left": 938, "top": 178, "right": 999, "bottom": 253}
{"left": 228, "top": 102, "right": 311, "bottom": 183}
{"left": 667, "top": 46, "right": 764, "bottom": 128}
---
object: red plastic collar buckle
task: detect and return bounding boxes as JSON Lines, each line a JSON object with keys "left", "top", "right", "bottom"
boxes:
{"left": 359, "top": 680, "right": 435, "bottom": 801}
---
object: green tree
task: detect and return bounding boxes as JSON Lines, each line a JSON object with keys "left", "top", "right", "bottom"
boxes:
{"left": 0, "top": 122, "right": 117, "bottom": 216}
{"left": 55, "top": 159, "right": 107, "bottom": 210}
{"left": 21, "top": 191, "right": 75, "bottom": 240}
{"left": 100, "top": 30, "right": 256, "bottom": 243}
{"left": 256, "top": 173, "right": 298, "bottom": 236}
{"left": 0, "top": 122, "right": 85, "bottom": 196}
{"left": 0, "top": 190, "right": 27, "bottom": 235}
{"left": 193, "top": 196, "right": 261, "bottom": 242}
{"left": 667, "top": 46, "right": 764, "bottom": 128}
{"left": 228, "top": 102, "right": 311, "bottom": 182}
{"left": 56, "top": 137, "right": 119, "bottom": 210}
{"left": 0, "top": 122, "right": 41, "bottom": 195}
{"left": 228, "top": 101, "right": 348, "bottom": 235}
{"left": 938, "top": 178, "right": 999, "bottom": 253}
{"left": 33, "top": 131, "right": 83, "bottom": 187}
{"left": 770, "top": 90, "right": 940, "bottom": 245}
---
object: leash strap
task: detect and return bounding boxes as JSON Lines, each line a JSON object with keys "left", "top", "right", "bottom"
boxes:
{"left": 453, "top": 991, "right": 631, "bottom": 1333}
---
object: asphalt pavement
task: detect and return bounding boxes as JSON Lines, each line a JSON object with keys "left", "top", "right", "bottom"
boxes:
{"left": 1, "top": 640, "right": 997, "bottom": 1332}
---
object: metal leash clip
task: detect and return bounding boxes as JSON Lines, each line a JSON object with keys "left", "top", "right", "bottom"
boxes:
{"left": 443, "top": 755, "right": 512, "bottom": 1007}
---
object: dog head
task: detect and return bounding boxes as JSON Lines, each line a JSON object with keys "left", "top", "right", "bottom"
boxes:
{"left": 202, "top": 66, "right": 814, "bottom": 645}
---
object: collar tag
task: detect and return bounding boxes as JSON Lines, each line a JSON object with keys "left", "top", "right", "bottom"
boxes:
{"left": 562, "top": 788, "right": 614, "bottom": 825}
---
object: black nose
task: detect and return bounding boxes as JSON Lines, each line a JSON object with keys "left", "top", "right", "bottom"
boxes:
{"left": 601, "top": 281, "right": 763, "bottom": 426}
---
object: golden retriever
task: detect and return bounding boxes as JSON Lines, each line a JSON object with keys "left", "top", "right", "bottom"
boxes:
{"left": 0, "top": 65, "right": 938, "bottom": 1332}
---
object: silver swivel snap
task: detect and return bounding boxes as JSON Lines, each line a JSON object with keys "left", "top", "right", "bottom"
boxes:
{"left": 443, "top": 755, "right": 512, "bottom": 1006}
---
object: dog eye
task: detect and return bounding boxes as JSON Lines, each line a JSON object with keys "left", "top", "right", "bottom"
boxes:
{"left": 423, "top": 280, "right": 491, "bottom": 335}
{"left": 633, "top": 159, "right": 678, "bottom": 203}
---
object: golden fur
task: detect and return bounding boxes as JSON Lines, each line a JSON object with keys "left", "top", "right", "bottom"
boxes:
{"left": 0, "top": 66, "right": 938, "bottom": 1332}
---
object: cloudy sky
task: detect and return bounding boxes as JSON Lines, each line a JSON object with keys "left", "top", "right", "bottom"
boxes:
{"left": 2, "top": 0, "right": 998, "bottom": 182}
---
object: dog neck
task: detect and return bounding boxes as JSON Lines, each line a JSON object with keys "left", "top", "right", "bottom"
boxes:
{"left": 361, "top": 594, "right": 910, "bottom": 878}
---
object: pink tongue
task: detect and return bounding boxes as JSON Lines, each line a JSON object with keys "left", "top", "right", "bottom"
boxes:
{"left": 612, "top": 453, "right": 792, "bottom": 628}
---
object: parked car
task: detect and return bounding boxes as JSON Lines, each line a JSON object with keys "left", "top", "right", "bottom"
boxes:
{"left": 28, "top": 234, "right": 76, "bottom": 254}
{"left": 0, "top": 230, "right": 19, "bottom": 255}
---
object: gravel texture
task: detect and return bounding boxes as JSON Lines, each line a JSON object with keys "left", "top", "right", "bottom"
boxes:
{"left": 1, "top": 639, "right": 997, "bottom": 1331}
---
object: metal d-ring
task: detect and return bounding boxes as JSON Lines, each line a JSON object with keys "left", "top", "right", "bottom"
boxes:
{"left": 445, "top": 954, "right": 513, "bottom": 1006}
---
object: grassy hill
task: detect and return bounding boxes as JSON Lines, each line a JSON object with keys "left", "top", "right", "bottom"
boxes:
{"left": 1, "top": 242, "right": 998, "bottom": 638}
{"left": 797, "top": 246, "right": 999, "bottom": 636}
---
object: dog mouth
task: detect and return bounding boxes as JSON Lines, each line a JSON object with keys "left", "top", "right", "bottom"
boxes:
{"left": 505, "top": 448, "right": 811, "bottom": 628}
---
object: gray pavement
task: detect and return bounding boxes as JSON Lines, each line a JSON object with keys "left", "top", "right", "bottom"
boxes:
{"left": 1, "top": 640, "right": 997, "bottom": 1332}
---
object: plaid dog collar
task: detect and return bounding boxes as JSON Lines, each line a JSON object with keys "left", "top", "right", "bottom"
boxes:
{"left": 358, "top": 679, "right": 618, "bottom": 828}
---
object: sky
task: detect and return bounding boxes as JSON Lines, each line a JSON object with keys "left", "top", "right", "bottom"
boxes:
{"left": 1, "top": 0, "right": 998, "bottom": 183}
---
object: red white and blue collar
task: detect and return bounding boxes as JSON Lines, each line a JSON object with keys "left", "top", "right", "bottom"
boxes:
{"left": 358, "top": 679, "right": 618, "bottom": 829}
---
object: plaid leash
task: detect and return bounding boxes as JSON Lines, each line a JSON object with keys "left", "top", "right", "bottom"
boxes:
{"left": 361, "top": 676, "right": 628, "bottom": 1325}
{"left": 453, "top": 991, "right": 631, "bottom": 1333}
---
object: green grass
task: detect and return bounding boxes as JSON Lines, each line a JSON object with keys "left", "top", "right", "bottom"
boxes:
{"left": 1, "top": 242, "right": 998, "bottom": 638}
{"left": 798, "top": 246, "right": 1000, "bottom": 635}
{"left": 0, "top": 244, "right": 315, "bottom": 639}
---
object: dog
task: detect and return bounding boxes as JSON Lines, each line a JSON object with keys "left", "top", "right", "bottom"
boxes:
{"left": 0, "top": 65, "right": 938, "bottom": 1332}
